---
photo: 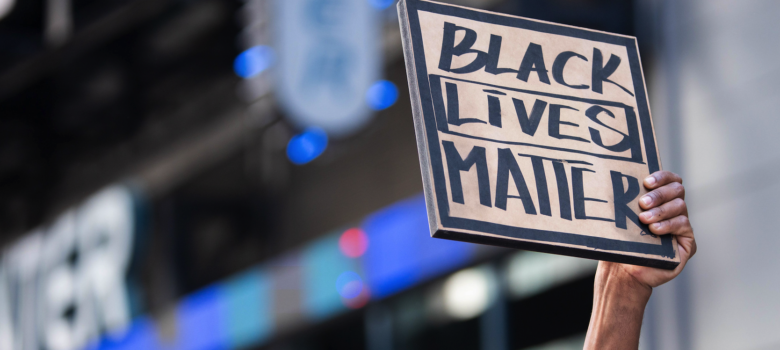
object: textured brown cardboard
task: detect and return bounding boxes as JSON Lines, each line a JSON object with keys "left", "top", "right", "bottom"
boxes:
{"left": 398, "top": 0, "right": 679, "bottom": 269}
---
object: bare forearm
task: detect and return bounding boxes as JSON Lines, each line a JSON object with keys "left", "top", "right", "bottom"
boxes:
{"left": 584, "top": 262, "right": 652, "bottom": 350}
{"left": 584, "top": 171, "right": 696, "bottom": 348}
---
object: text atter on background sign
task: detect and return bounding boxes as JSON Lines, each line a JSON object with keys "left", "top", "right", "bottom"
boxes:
{"left": 398, "top": 0, "right": 679, "bottom": 269}
{"left": 0, "top": 186, "right": 141, "bottom": 350}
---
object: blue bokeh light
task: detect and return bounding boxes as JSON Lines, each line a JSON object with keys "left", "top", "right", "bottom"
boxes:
{"left": 363, "top": 194, "right": 473, "bottom": 299}
{"left": 234, "top": 46, "right": 275, "bottom": 79}
{"left": 91, "top": 317, "right": 163, "bottom": 350}
{"left": 287, "top": 127, "right": 329, "bottom": 165}
{"left": 367, "top": 0, "right": 396, "bottom": 10}
{"left": 176, "top": 286, "right": 230, "bottom": 350}
{"left": 366, "top": 80, "right": 399, "bottom": 110}
{"left": 336, "top": 271, "right": 364, "bottom": 299}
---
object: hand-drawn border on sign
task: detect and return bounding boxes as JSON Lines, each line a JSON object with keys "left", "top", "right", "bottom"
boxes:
{"left": 404, "top": 0, "right": 677, "bottom": 268}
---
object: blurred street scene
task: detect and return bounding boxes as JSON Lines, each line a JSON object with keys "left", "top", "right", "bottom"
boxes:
{"left": 0, "top": 0, "right": 778, "bottom": 349}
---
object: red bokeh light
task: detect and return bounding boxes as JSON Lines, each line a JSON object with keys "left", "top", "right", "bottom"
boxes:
{"left": 339, "top": 228, "right": 369, "bottom": 258}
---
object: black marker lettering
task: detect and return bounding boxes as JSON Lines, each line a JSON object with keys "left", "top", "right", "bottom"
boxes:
{"left": 512, "top": 98, "right": 548, "bottom": 136}
{"left": 446, "top": 82, "right": 486, "bottom": 126}
{"left": 585, "top": 106, "right": 631, "bottom": 152}
{"left": 552, "top": 161, "right": 572, "bottom": 220}
{"left": 610, "top": 171, "right": 651, "bottom": 233}
{"left": 438, "top": 23, "right": 488, "bottom": 74}
{"left": 488, "top": 95, "right": 502, "bottom": 127}
{"left": 495, "top": 148, "right": 537, "bottom": 214}
{"left": 585, "top": 105, "right": 643, "bottom": 161}
{"left": 552, "top": 51, "right": 589, "bottom": 89}
{"left": 530, "top": 156, "right": 552, "bottom": 216}
{"left": 443, "top": 141, "right": 492, "bottom": 207}
{"left": 548, "top": 105, "right": 589, "bottom": 143}
{"left": 572, "top": 167, "right": 613, "bottom": 222}
{"left": 517, "top": 43, "right": 550, "bottom": 84}
{"left": 482, "top": 89, "right": 506, "bottom": 95}
{"left": 486, "top": 35, "right": 518, "bottom": 75}
{"left": 592, "top": 48, "right": 634, "bottom": 96}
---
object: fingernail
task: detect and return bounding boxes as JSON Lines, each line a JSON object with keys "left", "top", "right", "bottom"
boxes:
{"left": 640, "top": 196, "right": 652, "bottom": 206}
{"left": 651, "top": 222, "right": 662, "bottom": 230}
{"left": 640, "top": 211, "right": 652, "bottom": 220}
{"left": 645, "top": 176, "right": 656, "bottom": 186}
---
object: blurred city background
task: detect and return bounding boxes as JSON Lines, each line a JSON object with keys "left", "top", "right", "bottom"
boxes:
{"left": 0, "top": 0, "right": 777, "bottom": 349}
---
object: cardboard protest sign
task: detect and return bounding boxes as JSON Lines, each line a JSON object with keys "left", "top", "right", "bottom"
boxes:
{"left": 398, "top": 0, "right": 679, "bottom": 269}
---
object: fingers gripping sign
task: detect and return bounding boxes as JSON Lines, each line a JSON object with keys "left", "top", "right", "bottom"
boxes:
{"left": 621, "top": 170, "right": 697, "bottom": 289}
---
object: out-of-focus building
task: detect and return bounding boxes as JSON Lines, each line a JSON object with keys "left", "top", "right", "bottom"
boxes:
{"left": 0, "top": 1, "right": 777, "bottom": 350}
{"left": 640, "top": 1, "right": 780, "bottom": 349}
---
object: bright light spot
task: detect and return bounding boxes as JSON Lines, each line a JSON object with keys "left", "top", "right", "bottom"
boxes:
{"left": 234, "top": 46, "right": 275, "bottom": 79}
{"left": 339, "top": 228, "right": 369, "bottom": 258}
{"left": 286, "top": 127, "right": 328, "bottom": 165}
{"left": 442, "top": 268, "right": 493, "bottom": 320}
{"left": 506, "top": 251, "right": 596, "bottom": 299}
{"left": 336, "top": 271, "right": 364, "bottom": 299}
{"left": 0, "top": 0, "right": 14, "bottom": 20}
{"left": 366, "top": 80, "right": 398, "bottom": 110}
{"left": 366, "top": 0, "right": 395, "bottom": 10}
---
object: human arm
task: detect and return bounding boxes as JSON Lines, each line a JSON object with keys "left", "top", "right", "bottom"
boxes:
{"left": 584, "top": 170, "right": 697, "bottom": 349}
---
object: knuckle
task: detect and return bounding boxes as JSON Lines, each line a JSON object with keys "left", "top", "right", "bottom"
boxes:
{"left": 651, "top": 220, "right": 666, "bottom": 233}
{"left": 668, "top": 218, "right": 681, "bottom": 231}
{"left": 656, "top": 190, "right": 672, "bottom": 204}
{"left": 648, "top": 190, "right": 661, "bottom": 203}
{"left": 666, "top": 171, "right": 681, "bottom": 183}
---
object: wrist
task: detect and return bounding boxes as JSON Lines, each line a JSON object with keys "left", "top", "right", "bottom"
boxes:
{"left": 584, "top": 262, "right": 652, "bottom": 350}
{"left": 597, "top": 262, "right": 653, "bottom": 301}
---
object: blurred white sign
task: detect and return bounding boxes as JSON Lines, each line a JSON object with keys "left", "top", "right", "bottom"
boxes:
{"left": 274, "top": 0, "right": 381, "bottom": 137}
{"left": 0, "top": 0, "right": 14, "bottom": 21}
{"left": 0, "top": 186, "right": 138, "bottom": 350}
